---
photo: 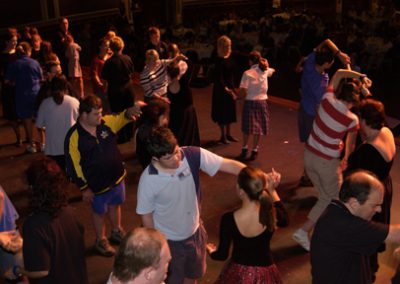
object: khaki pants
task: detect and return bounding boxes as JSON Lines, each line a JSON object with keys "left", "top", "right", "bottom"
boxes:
{"left": 304, "top": 148, "right": 342, "bottom": 223}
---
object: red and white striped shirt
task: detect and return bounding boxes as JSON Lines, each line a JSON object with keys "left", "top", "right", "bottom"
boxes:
{"left": 306, "top": 92, "right": 359, "bottom": 160}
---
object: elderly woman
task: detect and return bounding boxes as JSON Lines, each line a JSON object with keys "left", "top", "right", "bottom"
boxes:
{"left": 345, "top": 98, "right": 396, "bottom": 279}
{"left": 14, "top": 157, "right": 88, "bottom": 283}
{"left": 140, "top": 49, "right": 187, "bottom": 102}
{"left": 211, "top": 35, "right": 246, "bottom": 144}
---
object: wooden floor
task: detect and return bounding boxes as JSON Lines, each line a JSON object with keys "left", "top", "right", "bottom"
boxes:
{"left": 0, "top": 83, "right": 399, "bottom": 284}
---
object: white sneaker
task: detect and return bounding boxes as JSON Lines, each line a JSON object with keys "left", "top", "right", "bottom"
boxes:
{"left": 26, "top": 144, "right": 37, "bottom": 154}
{"left": 292, "top": 229, "right": 310, "bottom": 251}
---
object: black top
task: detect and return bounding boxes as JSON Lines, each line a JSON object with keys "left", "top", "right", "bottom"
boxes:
{"left": 311, "top": 200, "right": 389, "bottom": 284}
{"left": 101, "top": 53, "right": 135, "bottom": 112}
{"left": 210, "top": 201, "right": 288, "bottom": 266}
{"left": 346, "top": 143, "right": 393, "bottom": 181}
{"left": 23, "top": 206, "right": 88, "bottom": 284}
{"left": 346, "top": 143, "right": 393, "bottom": 225}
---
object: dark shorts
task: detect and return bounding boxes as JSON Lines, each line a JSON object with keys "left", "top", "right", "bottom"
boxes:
{"left": 166, "top": 224, "right": 208, "bottom": 284}
{"left": 298, "top": 107, "right": 315, "bottom": 143}
{"left": 92, "top": 181, "right": 125, "bottom": 215}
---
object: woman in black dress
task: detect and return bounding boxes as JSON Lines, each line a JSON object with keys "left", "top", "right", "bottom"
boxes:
{"left": 345, "top": 98, "right": 396, "bottom": 280}
{"left": 211, "top": 35, "right": 243, "bottom": 144}
{"left": 167, "top": 43, "right": 200, "bottom": 146}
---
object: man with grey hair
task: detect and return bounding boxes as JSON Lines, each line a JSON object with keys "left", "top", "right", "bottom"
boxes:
{"left": 311, "top": 170, "right": 400, "bottom": 284}
{"left": 108, "top": 227, "right": 171, "bottom": 284}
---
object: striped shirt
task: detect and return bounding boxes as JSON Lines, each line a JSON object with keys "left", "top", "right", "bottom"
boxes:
{"left": 306, "top": 92, "right": 359, "bottom": 160}
{"left": 140, "top": 59, "right": 172, "bottom": 98}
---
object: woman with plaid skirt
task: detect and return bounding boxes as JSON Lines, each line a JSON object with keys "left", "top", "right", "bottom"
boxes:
{"left": 229, "top": 51, "right": 275, "bottom": 161}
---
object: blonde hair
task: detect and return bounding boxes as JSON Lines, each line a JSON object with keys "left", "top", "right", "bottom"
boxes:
{"left": 217, "top": 35, "right": 231, "bottom": 57}
{"left": 109, "top": 36, "right": 124, "bottom": 53}
{"left": 145, "top": 49, "right": 160, "bottom": 64}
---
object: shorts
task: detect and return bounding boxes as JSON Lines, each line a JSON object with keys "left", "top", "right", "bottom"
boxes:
{"left": 166, "top": 224, "right": 207, "bottom": 283}
{"left": 92, "top": 181, "right": 125, "bottom": 215}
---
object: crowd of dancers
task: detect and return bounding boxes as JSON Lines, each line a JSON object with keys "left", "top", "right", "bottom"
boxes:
{"left": 0, "top": 12, "right": 399, "bottom": 284}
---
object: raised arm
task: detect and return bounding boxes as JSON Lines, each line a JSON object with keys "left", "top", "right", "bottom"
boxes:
{"left": 329, "top": 69, "right": 372, "bottom": 92}
{"left": 316, "top": 39, "right": 351, "bottom": 68}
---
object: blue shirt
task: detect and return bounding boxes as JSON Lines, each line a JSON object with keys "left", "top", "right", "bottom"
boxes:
{"left": 300, "top": 51, "right": 329, "bottom": 116}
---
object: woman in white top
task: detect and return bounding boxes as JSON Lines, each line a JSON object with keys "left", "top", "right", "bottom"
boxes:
{"left": 231, "top": 51, "right": 275, "bottom": 161}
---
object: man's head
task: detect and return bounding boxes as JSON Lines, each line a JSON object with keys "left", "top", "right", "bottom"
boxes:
{"left": 112, "top": 228, "right": 171, "bottom": 284}
{"left": 315, "top": 46, "right": 334, "bottom": 70}
{"left": 339, "top": 170, "right": 384, "bottom": 220}
{"left": 147, "top": 127, "right": 181, "bottom": 169}
{"left": 46, "top": 60, "right": 62, "bottom": 80}
{"left": 109, "top": 36, "right": 125, "bottom": 53}
{"left": 148, "top": 27, "right": 161, "bottom": 46}
{"left": 60, "top": 17, "right": 69, "bottom": 33}
{"left": 79, "top": 96, "right": 103, "bottom": 127}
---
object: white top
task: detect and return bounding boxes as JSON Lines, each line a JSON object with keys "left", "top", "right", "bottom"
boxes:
{"left": 36, "top": 95, "right": 79, "bottom": 155}
{"left": 240, "top": 64, "right": 275, "bottom": 101}
{"left": 136, "top": 147, "right": 223, "bottom": 240}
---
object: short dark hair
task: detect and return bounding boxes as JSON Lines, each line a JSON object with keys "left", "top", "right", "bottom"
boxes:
{"left": 315, "top": 46, "right": 334, "bottom": 66}
{"left": 79, "top": 95, "right": 102, "bottom": 114}
{"left": 147, "top": 127, "right": 177, "bottom": 159}
{"left": 339, "top": 170, "right": 383, "bottom": 205}
{"left": 26, "top": 157, "right": 68, "bottom": 217}
{"left": 360, "top": 99, "right": 386, "bottom": 130}
{"left": 148, "top": 26, "right": 160, "bottom": 36}
{"left": 51, "top": 75, "right": 68, "bottom": 105}
{"left": 335, "top": 78, "right": 361, "bottom": 104}
{"left": 113, "top": 228, "right": 166, "bottom": 282}
{"left": 248, "top": 50, "right": 261, "bottom": 65}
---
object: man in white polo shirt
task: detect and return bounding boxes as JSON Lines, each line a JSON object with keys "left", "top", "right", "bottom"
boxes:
{"left": 136, "top": 127, "right": 246, "bottom": 284}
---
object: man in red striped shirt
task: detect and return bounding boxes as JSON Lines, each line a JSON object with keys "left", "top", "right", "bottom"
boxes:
{"left": 293, "top": 69, "right": 372, "bottom": 251}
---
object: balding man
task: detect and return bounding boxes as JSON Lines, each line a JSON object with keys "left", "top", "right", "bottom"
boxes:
{"left": 311, "top": 170, "right": 400, "bottom": 284}
{"left": 107, "top": 228, "right": 171, "bottom": 284}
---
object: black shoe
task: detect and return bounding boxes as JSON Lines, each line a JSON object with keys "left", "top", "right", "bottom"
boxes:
{"left": 236, "top": 148, "right": 248, "bottom": 160}
{"left": 299, "top": 175, "right": 313, "bottom": 187}
{"left": 226, "top": 135, "right": 239, "bottom": 142}
{"left": 248, "top": 150, "right": 258, "bottom": 161}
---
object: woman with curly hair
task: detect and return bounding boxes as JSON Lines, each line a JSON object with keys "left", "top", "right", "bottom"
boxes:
{"left": 13, "top": 157, "right": 88, "bottom": 284}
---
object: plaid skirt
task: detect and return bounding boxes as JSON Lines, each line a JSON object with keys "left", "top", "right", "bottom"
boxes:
{"left": 241, "top": 100, "right": 269, "bottom": 135}
{"left": 215, "top": 260, "right": 282, "bottom": 284}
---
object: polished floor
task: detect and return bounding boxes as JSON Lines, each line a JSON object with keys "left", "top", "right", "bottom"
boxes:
{"left": 0, "top": 83, "right": 399, "bottom": 284}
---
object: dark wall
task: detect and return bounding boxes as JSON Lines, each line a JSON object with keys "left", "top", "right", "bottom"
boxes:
{"left": 0, "top": 0, "right": 42, "bottom": 27}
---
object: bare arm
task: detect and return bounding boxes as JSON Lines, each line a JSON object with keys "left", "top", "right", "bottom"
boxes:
{"left": 341, "top": 130, "right": 358, "bottom": 170}
{"left": 141, "top": 213, "right": 155, "bottom": 228}
{"left": 385, "top": 225, "right": 400, "bottom": 243}
{"left": 317, "top": 39, "right": 350, "bottom": 68}
{"left": 15, "top": 266, "right": 49, "bottom": 279}
{"left": 218, "top": 158, "right": 246, "bottom": 175}
{"left": 329, "top": 69, "right": 372, "bottom": 91}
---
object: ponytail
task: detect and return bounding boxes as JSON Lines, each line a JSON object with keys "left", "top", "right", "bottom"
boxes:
{"left": 258, "top": 190, "right": 276, "bottom": 232}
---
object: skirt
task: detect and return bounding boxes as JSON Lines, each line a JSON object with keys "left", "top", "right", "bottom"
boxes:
{"left": 241, "top": 100, "right": 269, "bottom": 135}
{"left": 215, "top": 261, "right": 282, "bottom": 284}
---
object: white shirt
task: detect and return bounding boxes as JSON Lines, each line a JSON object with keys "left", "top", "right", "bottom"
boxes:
{"left": 240, "top": 64, "right": 275, "bottom": 101}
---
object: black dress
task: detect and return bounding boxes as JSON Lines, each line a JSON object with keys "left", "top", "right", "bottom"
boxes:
{"left": 346, "top": 143, "right": 393, "bottom": 225}
{"left": 346, "top": 142, "right": 394, "bottom": 276}
{"left": 167, "top": 61, "right": 200, "bottom": 146}
{"left": 211, "top": 52, "right": 246, "bottom": 125}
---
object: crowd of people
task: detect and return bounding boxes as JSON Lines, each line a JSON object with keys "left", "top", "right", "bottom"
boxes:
{"left": 0, "top": 6, "right": 399, "bottom": 284}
